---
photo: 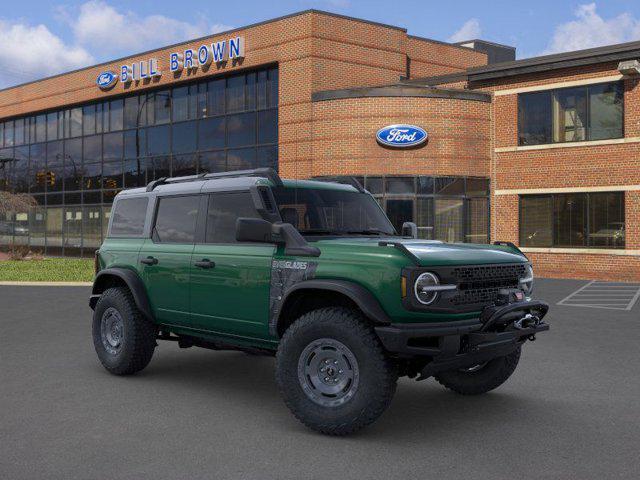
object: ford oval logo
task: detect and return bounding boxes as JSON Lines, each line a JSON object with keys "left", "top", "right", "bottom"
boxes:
{"left": 376, "top": 124, "right": 428, "bottom": 148}
{"left": 96, "top": 71, "right": 118, "bottom": 90}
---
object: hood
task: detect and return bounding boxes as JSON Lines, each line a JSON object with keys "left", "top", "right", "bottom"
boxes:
{"left": 311, "top": 237, "right": 527, "bottom": 266}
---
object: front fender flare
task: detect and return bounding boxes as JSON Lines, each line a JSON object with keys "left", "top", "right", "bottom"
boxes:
{"left": 275, "top": 279, "right": 391, "bottom": 335}
{"left": 90, "top": 268, "right": 154, "bottom": 322}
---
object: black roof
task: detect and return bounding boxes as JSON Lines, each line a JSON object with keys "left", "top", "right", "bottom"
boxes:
{"left": 466, "top": 39, "right": 640, "bottom": 81}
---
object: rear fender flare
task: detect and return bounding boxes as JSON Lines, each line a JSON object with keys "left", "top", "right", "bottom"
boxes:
{"left": 90, "top": 268, "right": 154, "bottom": 322}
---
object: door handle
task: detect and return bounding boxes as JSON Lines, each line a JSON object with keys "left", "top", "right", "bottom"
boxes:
{"left": 140, "top": 256, "right": 158, "bottom": 266}
{"left": 194, "top": 259, "right": 215, "bottom": 269}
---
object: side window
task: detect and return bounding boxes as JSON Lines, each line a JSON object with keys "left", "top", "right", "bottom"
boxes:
{"left": 153, "top": 195, "right": 200, "bottom": 244}
{"left": 206, "top": 192, "right": 260, "bottom": 243}
{"left": 109, "top": 197, "right": 148, "bottom": 237}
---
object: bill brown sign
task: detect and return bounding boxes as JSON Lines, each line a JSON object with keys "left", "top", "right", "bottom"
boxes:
{"left": 97, "top": 36, "right": 245, "bottom": 89}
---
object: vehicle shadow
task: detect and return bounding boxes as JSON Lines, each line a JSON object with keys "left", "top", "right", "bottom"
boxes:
{"left": 119, "top": 347, "right": 561, "bottom": 440}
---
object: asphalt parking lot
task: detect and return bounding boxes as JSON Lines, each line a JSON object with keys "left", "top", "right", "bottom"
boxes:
{"left": 1, "top": 279, "right": 639, "bottom": 480}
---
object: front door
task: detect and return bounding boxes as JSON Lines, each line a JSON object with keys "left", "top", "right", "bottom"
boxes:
{"left": 190, "top": 192, "right": 274, "bottom": 340}
{"left": 139, "top": 194, "right": 201, "bottom": 325}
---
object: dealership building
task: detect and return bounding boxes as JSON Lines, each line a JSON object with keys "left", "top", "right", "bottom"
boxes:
{"left": 1, "top": 10, "right": 639, "bottom": 281}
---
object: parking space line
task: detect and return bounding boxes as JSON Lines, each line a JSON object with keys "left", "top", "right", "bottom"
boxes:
{"left": 557, "top": 281, "right": 594, "bottom": 305}
{"left": 625, "top": 286, "right": 640, "bottom": 311}
{"left": 557, "top": 280, "right": 640, "bottom": 310}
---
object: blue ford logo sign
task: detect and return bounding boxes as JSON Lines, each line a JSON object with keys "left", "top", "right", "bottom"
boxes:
{"left": 376, "top": 124, "right": 428, "bottom": 148}
{"left": 96, "top": 71, "right": 118, "bottom": 90}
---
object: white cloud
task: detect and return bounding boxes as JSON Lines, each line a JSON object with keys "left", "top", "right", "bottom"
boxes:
{"left": 0, "top": 1, "right": 235, "bottom": 88}
{"left": 448, "top": 18, "right": 481, "bottom": 43}
{"left": 0, "top": 20, "right": 93, "bottom": 88}
{"left": 68, "top": 1, "right": 232, "bottom": 57}
{"left": 543, "top": 3, "right": 640, "bottom": 54}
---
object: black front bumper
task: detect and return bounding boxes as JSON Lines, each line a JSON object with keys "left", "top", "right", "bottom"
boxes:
{"left": 375, "top": 299, "right": 549, "bottom": 378}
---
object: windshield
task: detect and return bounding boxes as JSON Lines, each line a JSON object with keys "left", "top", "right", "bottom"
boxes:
{"left": 272, "top": 186, "right": 396, "bottom": 236}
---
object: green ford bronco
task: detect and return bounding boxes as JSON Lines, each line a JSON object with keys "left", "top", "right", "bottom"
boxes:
{"left": 90, "top": 168, "right": 549, "bottom": 435}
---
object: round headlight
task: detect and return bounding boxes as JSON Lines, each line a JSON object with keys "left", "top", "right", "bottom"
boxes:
{"left": 519, "top": 264, "right": 534, "bottom": 295}
{"left": 414, "top": 272, "right": 440, "bottom": 305}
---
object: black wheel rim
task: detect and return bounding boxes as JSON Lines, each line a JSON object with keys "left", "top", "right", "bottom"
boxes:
{"left": 101, "top": 307, "right": 124, "bottom": 355}
{"left": 297, "top": 338, "right": 360, "bottom": 407}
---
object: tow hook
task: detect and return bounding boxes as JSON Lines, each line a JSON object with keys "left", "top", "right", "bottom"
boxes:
{"left": 514, "top": 313, "right": 541, "bottom": 341}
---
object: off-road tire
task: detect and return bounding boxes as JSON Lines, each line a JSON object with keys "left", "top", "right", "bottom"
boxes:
{"left": 434, "top": 347, "right": 521, "bottom": 395}
{"left": 92, "top": 287, "right": 157, "bottom": 375}
{"left": 276, "top": 307, "right": 398, "bottom": 436}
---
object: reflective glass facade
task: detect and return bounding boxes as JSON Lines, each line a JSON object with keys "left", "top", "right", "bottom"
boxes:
{"left": 318, "top": 176, "right": 490, "bottom": 243}
{"left": 0, "top": 66, "right": 278, "bottom": 255}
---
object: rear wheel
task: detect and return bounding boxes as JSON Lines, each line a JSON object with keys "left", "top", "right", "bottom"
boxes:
{"left": 434, "top": 347, "right": 521, "bottom": 395}
{"left": 92, "top": 287, "right": 157, "bottom": 375}
{"left": 276, "top": 307, "right": 397, "bottom": 436}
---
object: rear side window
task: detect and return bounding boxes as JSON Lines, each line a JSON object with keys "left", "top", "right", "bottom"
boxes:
{"left": 153, "top": 195, "right": 200, "bottom": 244}
{"left": 109, "top": 197, "right": 148, "bottom": 237}
{"left": 206, "top": 192, "right": 261, "bottom": 243}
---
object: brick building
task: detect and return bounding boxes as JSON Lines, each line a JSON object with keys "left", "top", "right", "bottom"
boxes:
{"left": 0, "top": 9, "right": 638, "bottom": 281}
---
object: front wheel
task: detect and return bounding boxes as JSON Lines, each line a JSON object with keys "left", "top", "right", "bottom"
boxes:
{"left": 434, "top": 347, "right": 521, "bottom": 395}
{"left": 276, "top": 307, "right": 397, "bottom": 436}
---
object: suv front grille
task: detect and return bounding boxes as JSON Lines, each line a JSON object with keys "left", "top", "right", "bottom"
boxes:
{"left": 450, "top": 264, "right": 526, "bottom": 306}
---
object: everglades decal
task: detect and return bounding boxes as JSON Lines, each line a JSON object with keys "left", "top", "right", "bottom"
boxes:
{"left": 272, "top": 260, "right": 309, "bottom": 270}
{"left": 268, "top": 260, "right": 318, "bottom": 335}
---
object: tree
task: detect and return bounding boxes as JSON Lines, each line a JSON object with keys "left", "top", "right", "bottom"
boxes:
{"left": 0, "top": 191, "right": 37, "bottom": 216}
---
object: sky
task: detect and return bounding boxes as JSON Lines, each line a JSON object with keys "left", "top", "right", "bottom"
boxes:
{"left": 1, "top": 0, "right": 640, "bottom": 88}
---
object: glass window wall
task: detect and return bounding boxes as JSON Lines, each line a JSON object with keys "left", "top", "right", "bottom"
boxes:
{"left": 0, "top": 66, "right": 278, "bottom": 256}
{"left": 317, "top": 175, "right": 490, "bottom": 244}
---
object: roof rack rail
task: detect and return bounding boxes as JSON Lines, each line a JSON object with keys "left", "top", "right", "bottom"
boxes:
{"left": 203, "top": 168, "right": 283, "bottom": 186}
{"left": 313, "top": 175, "right": 366, "bottom": 193}
{"left": 146, "top": 173, "right": 207, "bottom": 192}
{"left": 145, "top": 168, "right": 283, "bottom": 192}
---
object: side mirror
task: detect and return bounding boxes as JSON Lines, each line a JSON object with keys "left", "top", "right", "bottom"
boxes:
{"left": 235, "top": 218, "right": 321, "bottom": 257}
{"left": 272, "top": 223, "right": 321, "bottom": 257}
{"left": 402, "top": 221, "right": 418, "bottom": 238}
{"left": 236, "top": 218, "right": 273, "bottom": 243}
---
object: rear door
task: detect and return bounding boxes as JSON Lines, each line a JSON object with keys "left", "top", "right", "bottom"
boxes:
{"left": 139, "top": 194, "right": 201, "bottom": 325}
{"left": 190, "top": 191, "right": 274, "bottom": 339}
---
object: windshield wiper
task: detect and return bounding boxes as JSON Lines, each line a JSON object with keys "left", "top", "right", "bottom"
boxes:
{"left": 301, "top": 229, "right": 343, "bottom": 235}
{"left": 345, "top": 229, "right": 391, "bottom": 236}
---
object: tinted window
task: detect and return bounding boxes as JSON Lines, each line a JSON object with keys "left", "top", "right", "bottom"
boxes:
{"left": 589, "top": 83, "right": 623, "bottom": 140}
{"left": 386, "top": 177, "right": 414, "bottom": 194}
{"left": 109, "top": 100, "right": 124, "bottom": 132}
{"left": 435, "top": 177, "right": 465, "bottom": 195}
{"left": 172, "top": 121, "right": 197, "bottom": 153}
{"left": 205, "top": 192, "right": 260, "bottom": 243}
{"left": 518, "top": 91, "right": 552, "bottom": 145}
{"left": 553, "top": 87, "right": 587, "bottom": 143}
{"left": 435, "top": 198, "right": 464, "bottom": 243}
{"left": 198, "top": 117, "right": 225, "bottom": 150}
{"left": 147, "top": 125, "right": 170, "bottom": 155}
{"left": 227, "top": 112, "right": 256, "bottom": 147}
{"left": 109, "top": 197, "right": 148, "bottom": 237}
{"left": 154, "top": 195, "right": 199, "bottom": 243}
{"left": 554, "top": 193, "right": 587, "bottom": 247}
{"left": 520, "top": 192, "right": 624, "bottom": 248}
{"left": 518, "top": 82, "right": 623, "bottom": 145}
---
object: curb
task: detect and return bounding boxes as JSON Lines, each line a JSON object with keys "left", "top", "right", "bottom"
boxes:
{"left": 0, "top": 281, "right": 93, "bottom": 286}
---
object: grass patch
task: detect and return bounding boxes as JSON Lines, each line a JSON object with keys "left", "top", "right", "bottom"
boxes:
{"left": 0, "top": 258, "right": 94, "bottom": 282}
